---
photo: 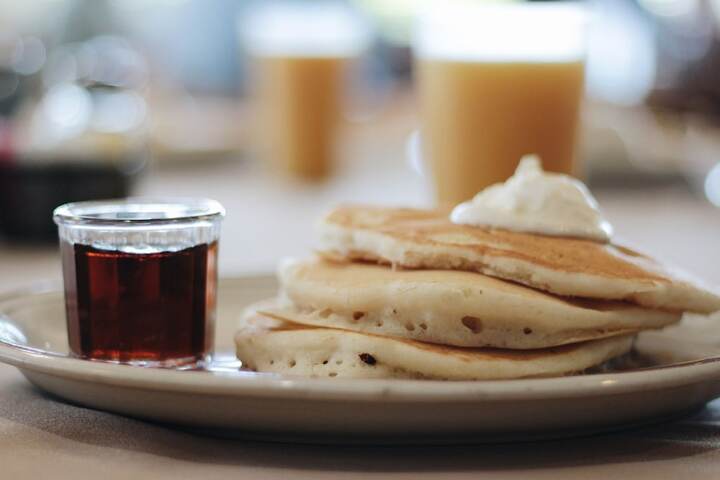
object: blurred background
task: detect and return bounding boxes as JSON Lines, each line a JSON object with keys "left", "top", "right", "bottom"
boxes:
{"left": 1, "top": 0, "right": 720, "bottom": 285}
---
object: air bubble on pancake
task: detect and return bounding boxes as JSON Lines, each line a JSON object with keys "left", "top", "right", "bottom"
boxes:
{"left": 319, "top": 308, "right": 333, "bottom": 318}
{"left": 359, "top": 353, "right": 377, "bottom": 365}
{"left": 329, "top": 372, "right": 338, "bottom": 377}
{"left": 353, "top": 311, "right": 366, "bottom": 320}
{"left": 419, "top": 322, "right": 428, "bottom": 330}
{"left": 405, "top": 322, "right": 416, "bottom": 331}
{"left": 322, "top": 360, "right": 329, "bottom": 365}
{"left": 461, "top": 316, "right": 483, "bottom": 333}
{"left": 523, "top": 328, "right": 533, "bottom": 335}
{"left": 289, "top": 360, "right": 297, "bottom": 367}
{"left": 376, "top": 320, "right": 384, "bottom": 327}
{"left": 462, "top": 287, "right": 483, "bottom": 298}
{"left": 336, "top": 359, "right": 343, "bottom": 365}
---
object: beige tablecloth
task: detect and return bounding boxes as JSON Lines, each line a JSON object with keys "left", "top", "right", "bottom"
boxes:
{"left": 2, "top": 155, "right": 720, "bottom": 478}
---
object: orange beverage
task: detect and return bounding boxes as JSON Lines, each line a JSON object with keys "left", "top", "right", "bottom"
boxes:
{"left": 418, "top": 59, "right": 584, "bottom": 205}
{"left": 415, "top": 3, "right": 586, "bottom": 206}
{"left": 242, "top": 2, "right": 368, "bottom": 180}
{"left": 253, "top": 55, "right": 348, "bottom": 179}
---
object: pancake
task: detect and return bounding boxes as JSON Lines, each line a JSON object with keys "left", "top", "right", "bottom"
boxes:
{"left": 235, "top": 312, "right": 636, "bottom": 380}
{"left": 317, "top": 205, "right": 720, "bottom": 314}
{"left": 259, "top": 257, "right": 680, "bottom": 349}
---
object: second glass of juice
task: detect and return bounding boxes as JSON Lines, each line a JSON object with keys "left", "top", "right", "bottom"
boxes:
{"left": 415, "top": 3, "right": 586, "bottom": 206}
{"left": 241, "top": 2, "right": 368, "bottom": 180}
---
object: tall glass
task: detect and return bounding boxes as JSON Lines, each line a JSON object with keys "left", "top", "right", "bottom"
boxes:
{"left": 241, "top": 2, "right": 368, "bottom": 180}
{"left": 415, "top": 3, "right": 586, "bottom": 206}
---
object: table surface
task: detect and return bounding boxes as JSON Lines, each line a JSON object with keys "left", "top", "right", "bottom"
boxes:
{"left": 2, "top": 148, "right": 720, "bottom": 478}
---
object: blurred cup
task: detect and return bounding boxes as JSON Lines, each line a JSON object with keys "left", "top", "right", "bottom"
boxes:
{"left": 414, "top": 2, "right": 586, "bottom": 206}
{"left": 241, "top": 1, "right": 368, "bottom": 180}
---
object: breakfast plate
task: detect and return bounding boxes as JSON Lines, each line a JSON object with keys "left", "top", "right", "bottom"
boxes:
{"left": 1, "top": 276, "right": 720, "bottom": 444}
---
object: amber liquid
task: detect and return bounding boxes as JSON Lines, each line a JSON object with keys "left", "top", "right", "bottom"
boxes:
{"left": 61, "top": 241, "right": 218, "bottom": 365}
{"left": 252, "top": 55, "right": 347, "bottom": 179}
{"left": 417, "top": 60, "right": 585, "bottom": 206}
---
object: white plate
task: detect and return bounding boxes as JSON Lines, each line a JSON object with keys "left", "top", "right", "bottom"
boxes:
{"left": 1, "top": 276, "right": 720, "bottom": 444}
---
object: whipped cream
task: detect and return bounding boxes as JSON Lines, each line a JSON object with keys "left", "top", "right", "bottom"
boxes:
{"left": 450, "top": 155, "right": 613, "bottom": 242}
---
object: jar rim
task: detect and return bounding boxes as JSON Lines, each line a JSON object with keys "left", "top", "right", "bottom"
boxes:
{"left": 53, "top": 197, "right": 225, "bottom": 226}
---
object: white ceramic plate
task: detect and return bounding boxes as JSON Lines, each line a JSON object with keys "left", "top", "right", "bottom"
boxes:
{"left": 1, "top": 276, "right": 720, "bottom": 444}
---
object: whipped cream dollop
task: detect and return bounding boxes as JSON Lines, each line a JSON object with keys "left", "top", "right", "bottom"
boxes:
{"left": 450, "top": 155, "right": 613, "bottom": 242}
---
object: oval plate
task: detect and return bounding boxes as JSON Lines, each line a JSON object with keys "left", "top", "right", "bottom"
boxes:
{"left": 1, "top": 276, "right": 720, "bottom": 444}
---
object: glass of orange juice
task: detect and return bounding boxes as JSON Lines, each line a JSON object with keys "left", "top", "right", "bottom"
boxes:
{"left": 241, "top": 2, "right": 368, "bottom": 180}
{"left": 414, "top": 2, "right": 587, "bottom": 206}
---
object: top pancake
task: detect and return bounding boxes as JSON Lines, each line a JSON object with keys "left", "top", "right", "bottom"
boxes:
{"left": 317, "top": 205, "right": 720, "bottom": 313}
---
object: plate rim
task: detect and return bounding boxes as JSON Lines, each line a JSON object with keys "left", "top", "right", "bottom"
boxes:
{"left": 2, "top": 279, "right": 720, "bottom": 403}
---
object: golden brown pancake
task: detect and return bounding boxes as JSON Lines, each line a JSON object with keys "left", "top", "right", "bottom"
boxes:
{"left": 264, "top": 257, "right": 680, "bottom": 349}
{"left": 235, "top": 312, "right": 635, "bottom": 380}
{"left": 317, "top": 205, "right": 720, "bottom": 313}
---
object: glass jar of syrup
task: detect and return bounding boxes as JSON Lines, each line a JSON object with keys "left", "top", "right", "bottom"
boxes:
{"left": 53, "top": 198, "right": 224, "bottom": 368}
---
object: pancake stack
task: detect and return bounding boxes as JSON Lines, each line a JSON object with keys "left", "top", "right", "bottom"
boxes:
{"left": 235, "top": 206, "right": 720, "bottom": 380}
